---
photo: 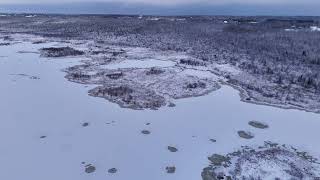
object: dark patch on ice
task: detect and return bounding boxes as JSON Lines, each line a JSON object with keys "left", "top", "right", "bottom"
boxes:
{"left": 248, "top": 121, "right": 269, "bottom": 129}
{"left": 237, "top": 130, "right": 254, "bottom": 139}
{"left": 209, "top": 139, "right": 217, "bottom": 143}
{"left": 40, "top": 47, "right": 84, "bottom": 57}
{"left": 167, "top": 146, "right": 178, "bottom": 152}
{"left": 17, "top": 51, "right": 39, "bottom": 54}
{"left": 141, "top": 130, "right": 151, "bottom": 135}
{"left": 85, "top": 164, "right": 96, "bottom": 173}
{"left": 106, "top": 121, "right": 116, "bottom": 125}
{"left": 108, "top": 168, "right": 117, "bottom": 174}
{"left": 166, "top": 166, "right": 176, "bottom": 174}
{"left": 30, "top": 76, "right": 40, "bottom": 80}
{"left": 10, "top": 74, "right": 40, "bottom": 80}
{"left": 0, "top": 42, "right": 10, "bottom": 46}
{"left": 40, "top": 135, "right": 47, "bottom": 139}
{"left": 82, "top": 122, "right": 89, "bottom": 127}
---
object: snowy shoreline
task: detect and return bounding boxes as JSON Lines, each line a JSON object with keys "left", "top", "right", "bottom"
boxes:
{"left": 2, "top": 29, "right": 320, "bottom": 114}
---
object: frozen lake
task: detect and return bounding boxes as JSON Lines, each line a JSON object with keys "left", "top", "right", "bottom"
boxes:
{"left": 1, "top": 41, "right": 320, "bottom": 180}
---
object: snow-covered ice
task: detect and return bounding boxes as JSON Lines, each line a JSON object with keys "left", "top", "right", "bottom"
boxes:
{"left": 1, "top": 41, "right": 320, "bottom": 180}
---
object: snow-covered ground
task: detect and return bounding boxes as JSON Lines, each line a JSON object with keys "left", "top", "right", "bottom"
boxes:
{"left": 25, "top": 15, "right": 37, "bottom": 18}
{"left": 101, "top": 59, "right": 175, "bottom": 70}
{"left": 284, "top": 26, "right": 320, "bottom": 32}
{"left": 1, "top": 41, "right": 320, "bottom": 180}
{"left": 310, "top": 26, "right": 320, "bottom": 32}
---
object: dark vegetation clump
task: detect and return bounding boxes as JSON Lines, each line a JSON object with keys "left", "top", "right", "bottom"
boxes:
{"left": 0, "top": 42, "right": 10, "bottom": 46}
{"left": 248, "top": 121, "right": 269, "bottom": 129}
{"left": 165, "top": 166, "right": 176, "bottom": 174}
{"left": 84, "top": 164, "right": 96, "bottom": 174}
{"left": 237, "top": 131, "right": 254, "bottom": 139}
{"left": 167, "top": 146, "right": 178, "bottom": 152}
{"left": 98, "top": 86, "right": 134, "bottom": 97}
{"left": 40, "top": 47, "right": 84, "bottom": 57}
{"left": 186, "top": 82, "right": 206, "bottom": 89}
{"left": 70, "top": 72, "right": 91, "bottom": 79}
{"left": 146, "top": 67, "right": 165, "bottom": 75}
{"left": 180, "top": 59, "right": 206, "bottom": 66}
{"left": 141, "top": 130, "right": 151, "bottom": 135}
{"left": 108, "top": 168, "right": 117, "bottom": 174}
{"left": 105, "top": 72, "right": 123, "bottom": 79}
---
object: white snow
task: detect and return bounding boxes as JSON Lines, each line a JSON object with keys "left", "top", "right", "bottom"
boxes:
{"left": 25, "top": 15, "right": 37, "bottom": 18}
{"left": 176, "top": 18, "right": 186, "bottom": 21}
{"left": 181, "top": 69, "right": 219, "bottom": 79}
{"left": 212, "top": 63, "right": 241, "bottom": 75}
{"left": 94, "top": 46, "right": 178, "bottom": 69}
{"left": 310, "top": 26, "right": 320, "bottom": 32}
{"left": 101, "top": 59, "right": 175, "bottom": 70}
{"left": 284, "top": 28, "right": 298, "bottom": 32}
{"left": 0, "top": 41, "right": 320, "bottom": 180}
{"left": 148, "top": 17, "right": 160, "bottom": 21}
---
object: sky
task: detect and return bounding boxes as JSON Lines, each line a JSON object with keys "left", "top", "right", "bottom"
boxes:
{"left": 0, "top": 0, "right": 318, "bottom": 5}
{"left": 0, "top": 0, "right": 319, "bottom": 15}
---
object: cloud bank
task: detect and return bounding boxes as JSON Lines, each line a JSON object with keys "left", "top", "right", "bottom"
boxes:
{"left": 1, "top": 0, "right": 319, "bottom": 6}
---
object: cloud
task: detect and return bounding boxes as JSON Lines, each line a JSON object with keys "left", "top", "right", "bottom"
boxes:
{"left": 1, "top": 0, "right": 319, "bottom": 6}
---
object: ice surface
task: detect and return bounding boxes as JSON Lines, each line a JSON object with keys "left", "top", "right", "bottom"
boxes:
{"left": 0, "top": 41, "right": 320, "bottom": 180}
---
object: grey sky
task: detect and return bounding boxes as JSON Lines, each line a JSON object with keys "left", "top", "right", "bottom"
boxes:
{"left": 0, "top": 0, "right": 319, "bottom": 15}
{"left": 1, "top": 0, "right": 319, "bottom": 5}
